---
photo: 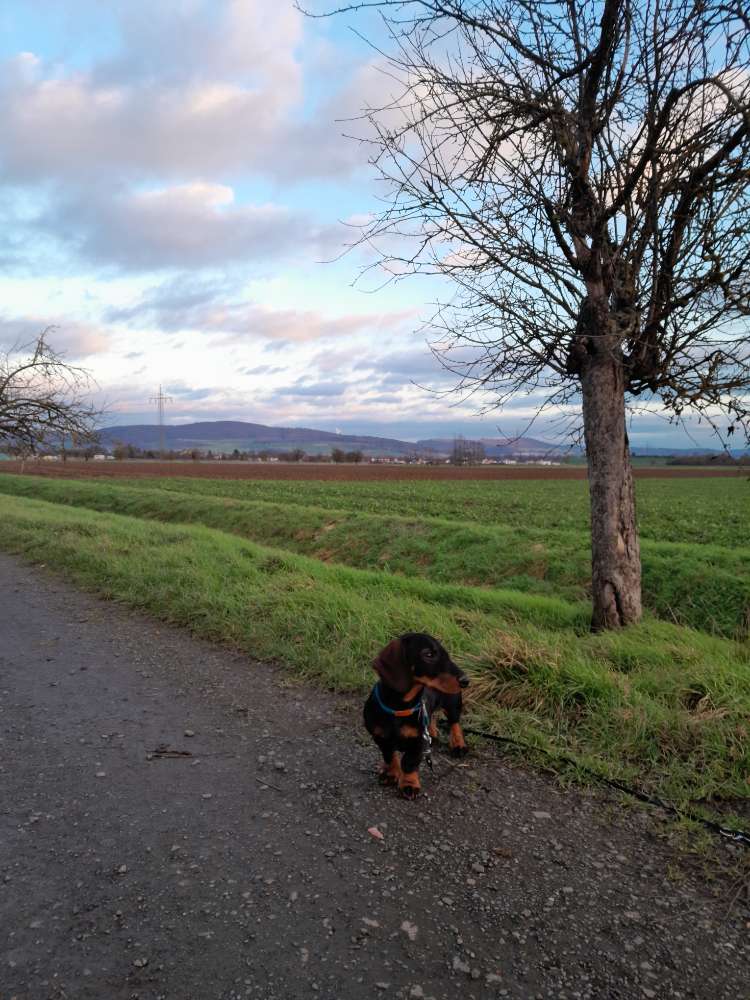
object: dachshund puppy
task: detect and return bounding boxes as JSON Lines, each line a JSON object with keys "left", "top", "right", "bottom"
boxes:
{"left": 363, "top": 632, "right": 469, "bottom": 799}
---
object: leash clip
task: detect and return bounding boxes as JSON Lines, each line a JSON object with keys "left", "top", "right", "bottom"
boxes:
{"left": 421, "top": 701, "right": 433, "bottom": 770}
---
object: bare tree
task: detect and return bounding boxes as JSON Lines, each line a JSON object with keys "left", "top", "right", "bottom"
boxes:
{"left": 0, "top": 331, "right": 100, "bottom": 463}
{"left": 321, "top": 0, "right": 750, "bottom": 628}
{"left": 451, "top": 434, "right": 485, "bottom": 464}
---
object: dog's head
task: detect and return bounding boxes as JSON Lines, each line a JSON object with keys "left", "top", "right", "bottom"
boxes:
{"left": 372, "top": 632, "right": 469, "bottom": 696}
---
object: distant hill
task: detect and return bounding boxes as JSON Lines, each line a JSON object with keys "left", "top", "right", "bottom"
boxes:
{"left": 98, "top": 421, "right": 430, "bottom": 457}
{"left": 100, "top": 422, "right": 572, "bottom": 458}
{"left": 96, "top": 421, "right": 746, "bottom": 459}
{"left": 416, "top": 436, "right": 579, "bottom": 457}
{"left": 630, "top": 446, "right": 749, "bottom": 457}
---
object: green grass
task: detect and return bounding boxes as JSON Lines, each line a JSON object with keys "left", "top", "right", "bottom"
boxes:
{"left": 1, "top": 470, "right": 748, "bottom": 828}
{"left": 0, "top": 475, "right": 589, "bottom": 629}
{"left": 0, "top": 474, "right": 748, "bottom": 637}
{"left": 0, "top": 488, "right": 748, "bottom": 823}
{"left": 78, "top": 471, "right": 748, "bottom": 545}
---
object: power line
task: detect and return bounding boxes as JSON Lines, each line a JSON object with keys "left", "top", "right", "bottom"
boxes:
{"left": 149, "top": 386, "right": 173, "bottom": 459}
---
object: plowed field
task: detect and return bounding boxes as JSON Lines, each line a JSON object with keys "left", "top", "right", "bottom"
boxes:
{"left": 2, "top": 459, "right": 740, "bottom": 481}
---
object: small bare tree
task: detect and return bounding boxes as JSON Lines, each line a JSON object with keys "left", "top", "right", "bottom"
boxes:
{"left": 0, "top": 331, "right": 100, "bottom": 464}
{"left": 451, "top": 435, "right": 485, "bottom": 464}
{"left": 322, "top": 0, "right": 750, "bottom": 628}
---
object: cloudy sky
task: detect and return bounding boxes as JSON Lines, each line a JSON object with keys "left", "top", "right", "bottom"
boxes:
{"left": 0, "top": 0, "right": 731, "bottom": 448}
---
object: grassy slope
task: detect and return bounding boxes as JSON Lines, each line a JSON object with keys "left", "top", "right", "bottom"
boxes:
{"left": 0, "top": 491, "right": 748, "bottom": 816}
{"left": 1, "top": 474, "right": 748, "bottom": 637}
{"left": 98, "top": 473, "right": 749, "bottom": 545}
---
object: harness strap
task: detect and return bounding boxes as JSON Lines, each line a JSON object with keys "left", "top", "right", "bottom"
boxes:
{"left": 372, "top": 683, "right": 433, "bottom": 769}
{"left": 372, "top": 682, "right": 423, "bottom": 718}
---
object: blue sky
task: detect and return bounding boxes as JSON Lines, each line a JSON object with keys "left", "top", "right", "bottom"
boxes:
{"left": 0, "top": 0, "right": 736, "bottom": 448}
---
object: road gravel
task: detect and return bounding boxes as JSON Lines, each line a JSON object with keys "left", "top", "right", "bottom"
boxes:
{"left": 0, "top": 553, "right": 747, "bottom": 1000}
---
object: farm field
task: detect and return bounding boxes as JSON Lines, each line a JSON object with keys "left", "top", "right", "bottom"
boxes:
{"left": 1, "top": 473, "right": 748, "bottom": 632}
{"left": 0, "top": 469, "right": 748, "bottom": 830}
{"left": 0, "top": 457, "right": 742, "bottom": 481}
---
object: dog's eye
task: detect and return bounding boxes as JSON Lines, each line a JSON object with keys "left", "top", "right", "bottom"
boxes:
{"left": 421, "top": 648, "right": 437, "bottom": 661}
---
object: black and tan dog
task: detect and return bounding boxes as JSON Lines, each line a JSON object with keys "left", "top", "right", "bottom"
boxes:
{"left": 363, "top": 632, "right": 469, "bottom": 799}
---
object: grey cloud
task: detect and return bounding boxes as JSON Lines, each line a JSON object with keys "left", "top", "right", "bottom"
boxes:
{"left": 106, "top": 275, "right": 404, "bottom": 344}
{"left": 240, "top": 364, "right": 286, "bottom": 376}
{"left": 355, "top": 347, "right": 453, "bottom": 386}
{"left": 274, "top": 381, "right": 347, "bottom": 398}
{"left": 110, "top": 280, "right": 223, "bottom": 324}
{"left": 44, "top": 184, "right": 344, "bottom": 272}
{"left": 106, "top": 276, "right": 233, "bottom": 328}
{"left": 163, "top": 384, "right": 216, "bottom": 401}
{"left": 96, "top": 1, "right": 303, "bottom": 89}
{"left": 366, "top": 393, "right": 403, "bottom": 403}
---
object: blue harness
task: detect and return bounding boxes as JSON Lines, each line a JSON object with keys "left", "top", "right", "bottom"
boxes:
{"left": 371, "top": 683, "right": 433, "bottom": 766}
{"left": 372, "top": 682, "right": 424, "bottom": 718}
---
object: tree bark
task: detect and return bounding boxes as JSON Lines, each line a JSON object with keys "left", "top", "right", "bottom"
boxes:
{"left": 580, "top": 354, "right": 642, "bottom": 630}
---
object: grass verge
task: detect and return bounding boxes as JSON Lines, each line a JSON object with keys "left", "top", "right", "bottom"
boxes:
{"left": 1, "top": 473, "right": 748, "bottom": 638}
{"left": 1, "top": 492, "right": 748, "bottom": 821}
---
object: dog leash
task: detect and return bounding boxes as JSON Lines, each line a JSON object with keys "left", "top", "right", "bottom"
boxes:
{"left": 453, "top": 721, "right": 750, "bottom": 850}
{"left": 422, "top": 699, "right": 433, "bottom": 771}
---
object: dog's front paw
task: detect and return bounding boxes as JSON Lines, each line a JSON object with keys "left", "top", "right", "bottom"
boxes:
{"left": 398, "top": 772, "right": 421, "bottom": 799}
{"left": 379, "top": 770, "right": 399, "bottom": 786}
{"left": 448, "top": 723, "right": 468, "bottom": 757}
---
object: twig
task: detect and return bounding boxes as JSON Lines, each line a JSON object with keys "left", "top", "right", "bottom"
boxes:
{"left": 254, "top": 775, "right": 285, "bottom": 793}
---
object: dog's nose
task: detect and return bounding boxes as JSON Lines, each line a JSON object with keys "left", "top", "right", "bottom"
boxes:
{"left": 459, "top": 674, "right": 470, "bottom": 689}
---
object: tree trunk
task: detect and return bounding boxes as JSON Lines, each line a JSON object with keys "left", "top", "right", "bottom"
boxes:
{"left": 580, "top": 356, "right": 642, "bottom": 630}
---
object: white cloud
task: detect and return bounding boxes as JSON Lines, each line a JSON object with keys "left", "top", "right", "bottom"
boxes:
{"left": 0, "top": 315, "right": 110, "bottom": 358}
{"left": 0, "top": 1, "right": 371, "bottom": 188}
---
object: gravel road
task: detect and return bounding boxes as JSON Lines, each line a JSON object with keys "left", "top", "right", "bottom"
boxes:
{"left": 1, "top": 552, "right": 747, "bottom": 1000}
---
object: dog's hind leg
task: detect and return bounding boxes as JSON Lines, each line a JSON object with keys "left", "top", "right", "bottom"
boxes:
{"left": 372, "top": 735, "right": 402, "bottom": 786}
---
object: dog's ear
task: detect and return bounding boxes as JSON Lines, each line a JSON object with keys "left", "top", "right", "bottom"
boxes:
{"left": 372, "top": 638, "right": 413, "bottom": 693}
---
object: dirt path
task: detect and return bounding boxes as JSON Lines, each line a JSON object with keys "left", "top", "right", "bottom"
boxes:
{"left": 0, "top": 553, "right": 747, "bottom": 1000}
